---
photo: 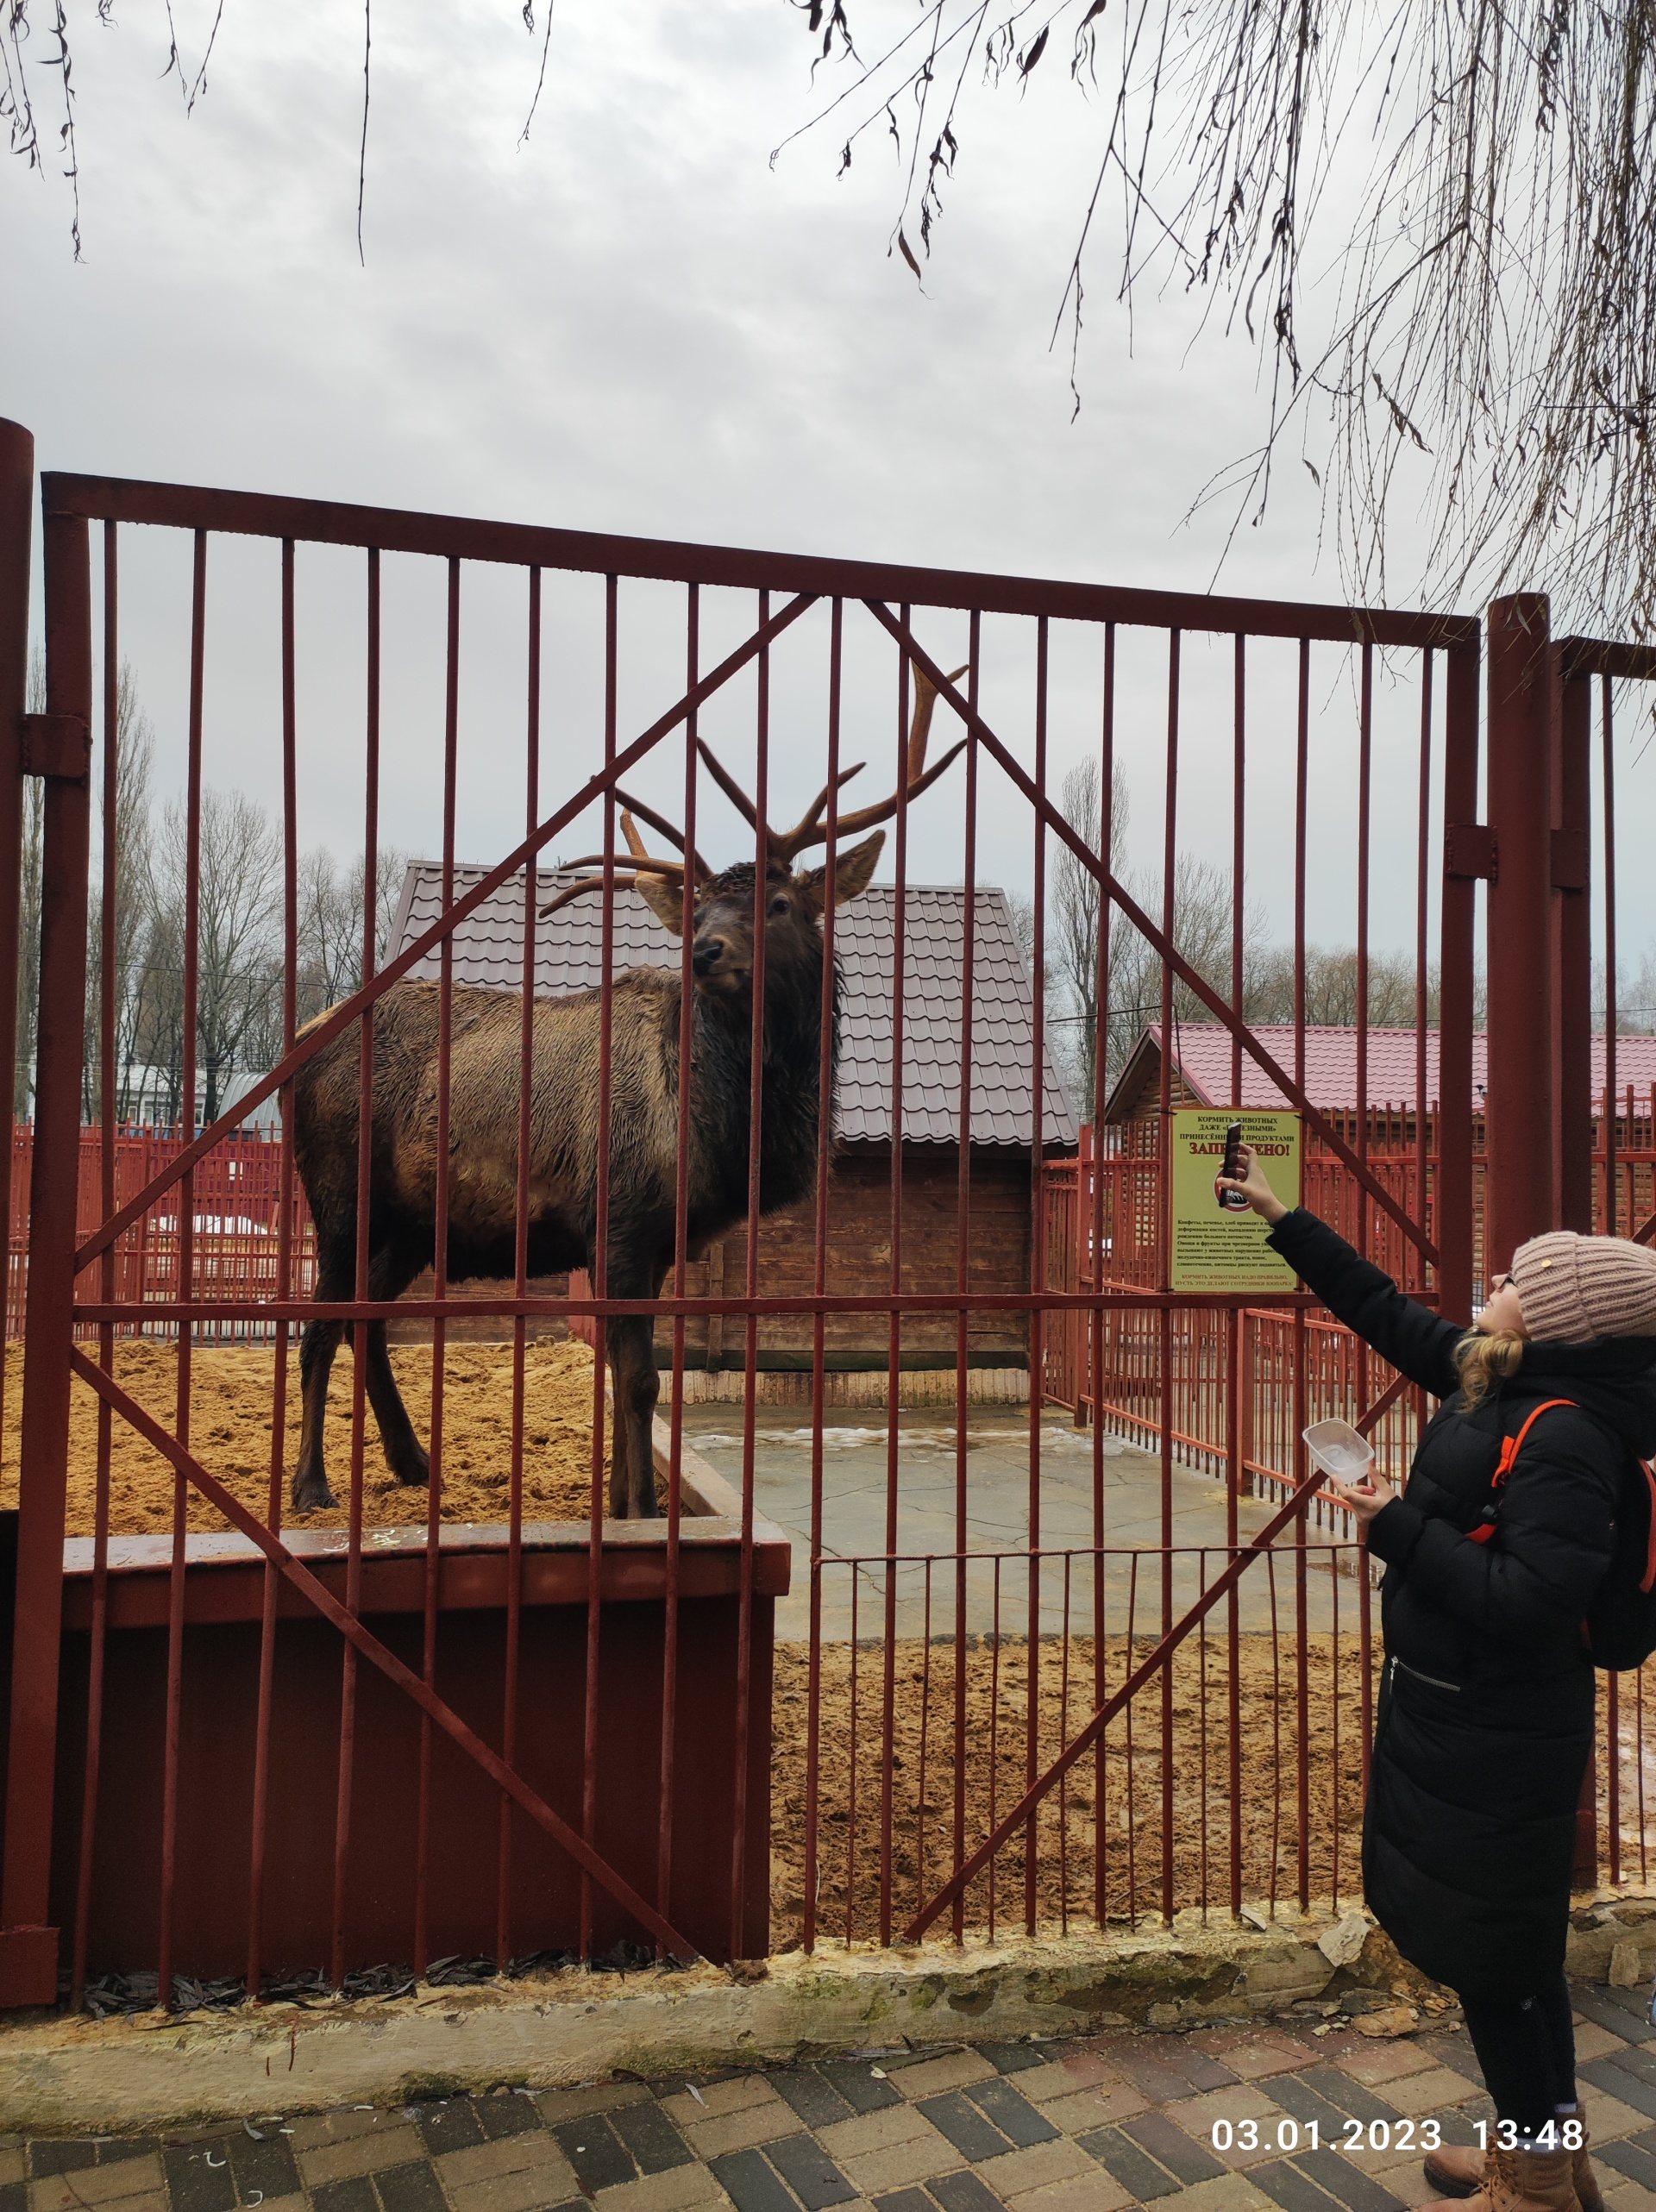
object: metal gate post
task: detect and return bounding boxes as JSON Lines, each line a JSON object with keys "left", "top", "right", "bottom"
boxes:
{"left": 0, "top": 502, "right": 93, "bottom": 2006}
{"left": 1484, "top": 596, "right": 1558, "bottom": 1275}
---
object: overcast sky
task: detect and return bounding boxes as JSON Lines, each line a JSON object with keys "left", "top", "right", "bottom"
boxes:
{"left": 3, "top": 1, "right": 1648, "bottom": 983}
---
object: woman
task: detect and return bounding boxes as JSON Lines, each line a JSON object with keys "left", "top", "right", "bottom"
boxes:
{"left": 1219, "top": 1146, "right": 1656, "bottom": 2212}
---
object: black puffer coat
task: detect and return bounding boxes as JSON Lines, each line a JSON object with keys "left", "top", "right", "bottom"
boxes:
{"left": 1267, "top": 1208, "right": 1656, "bottom": 2001}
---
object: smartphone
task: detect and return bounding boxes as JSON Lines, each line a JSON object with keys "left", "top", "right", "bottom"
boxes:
{"left": 1216, "top": 1119, "right": 1251, "bottom": 1212}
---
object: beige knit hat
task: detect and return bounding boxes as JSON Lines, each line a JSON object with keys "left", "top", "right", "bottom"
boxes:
{"left": 1509, "top": 1231, "right": 1656, "bottom": 1344}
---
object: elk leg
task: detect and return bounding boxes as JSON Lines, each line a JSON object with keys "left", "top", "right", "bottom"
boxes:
{"left": 364, "top": 1322, "right": 430, "bottom": 1487}
{"left": 360, "top": 1241, "right": 433, "bottom": 1485}
{"left": 295, "top": 1313, "right": 346, "bottom": 1513}
{"left": 294, "top": 1236, "right": 428, "bottom": 1511}
{"left": 605, "top": 1313, "right": 662, "bottom": 1520}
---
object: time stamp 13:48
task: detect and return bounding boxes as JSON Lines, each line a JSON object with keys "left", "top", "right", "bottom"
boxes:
{"left": 1208, "top": 2120, "right": 1586, "bottom": 2155}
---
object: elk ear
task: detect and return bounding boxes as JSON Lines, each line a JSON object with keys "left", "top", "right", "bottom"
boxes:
{"left": 636, "top": 875, "right": 691, "bottom": 936}
{"left": 799, "top": 830, "right": 885, "bottom": 914}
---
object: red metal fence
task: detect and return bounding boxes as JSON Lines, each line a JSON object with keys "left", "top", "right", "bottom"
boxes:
{"left": 3, "top": 1126, "right": 315, "bottom": 1342}
{"left": 0, "top": 410, "right": 1652, "bottom": 2011}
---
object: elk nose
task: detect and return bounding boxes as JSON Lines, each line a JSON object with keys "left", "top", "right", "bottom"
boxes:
{"left": 693, "top": 936, "right": 726, "bottom": 975}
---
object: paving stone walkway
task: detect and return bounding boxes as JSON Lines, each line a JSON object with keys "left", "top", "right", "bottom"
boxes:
{"left": 9, "top": 1983, "right": 1656, "bottom": 2212}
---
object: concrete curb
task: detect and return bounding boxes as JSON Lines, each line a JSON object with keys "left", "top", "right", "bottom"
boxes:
{"left": 2, "top": 1896, "right": 1650, "bottom": 2133}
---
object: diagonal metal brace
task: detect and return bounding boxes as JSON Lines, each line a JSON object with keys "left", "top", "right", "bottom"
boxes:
{"left": 68, "top": 1349, "right": 703, "bottom": 1964}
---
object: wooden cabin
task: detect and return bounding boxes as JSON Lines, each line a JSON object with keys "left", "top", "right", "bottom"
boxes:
{"left": 385, "top": 865, "right": 1077, "bottom": 1405}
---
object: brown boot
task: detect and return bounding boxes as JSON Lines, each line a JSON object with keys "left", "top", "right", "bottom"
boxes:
{"left": 1424, "top": 2107, "right": 1601, "bottom": 2212}
{"left": 1424, "top": 2143, "right": 1581, "bottom": 2211}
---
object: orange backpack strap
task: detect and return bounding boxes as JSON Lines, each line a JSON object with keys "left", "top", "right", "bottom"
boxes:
{"left": 1466, "top": 1398, "right": 1578, "bottom": 1545}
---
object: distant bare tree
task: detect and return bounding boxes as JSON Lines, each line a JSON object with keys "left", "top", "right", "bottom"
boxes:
{"left": 132, "top": 791, "right": 284, "bottom": 1127}
{"left": 1104, "top": 857, "right": 1267, "bottom": 1094}
{"left": 1244, "top": 945, "right": 1431, "bottom": 1031}
{"left": 292, "top": 845, "right": 409, "bottom": 1032}
{"left": 1049, "top": 757, "right": 1127, "bottom": 1120}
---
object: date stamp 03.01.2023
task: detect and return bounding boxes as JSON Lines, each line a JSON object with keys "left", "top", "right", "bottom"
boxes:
{"left": 1208, "top": 2119, "right": 1588, "bottom": 2158}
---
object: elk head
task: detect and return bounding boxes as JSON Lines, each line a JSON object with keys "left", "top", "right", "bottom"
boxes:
{"left": 540, "top": 662, "right": 969, "bottom": 999}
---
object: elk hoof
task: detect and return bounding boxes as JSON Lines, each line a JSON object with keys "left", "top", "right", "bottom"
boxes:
{"left": 388, "top": 1444, "right": 431, "bottom": 1488}
{"left": 292, "top": 1473, "right": 336, "bottom": 1513}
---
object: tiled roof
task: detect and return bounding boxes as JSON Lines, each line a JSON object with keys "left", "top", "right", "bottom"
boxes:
{"left": 1105, "top": 1022, "right": 1656, "bottom": 1119}
{"left": 387, "top": 865, "right": 1077, "bottom": 1150}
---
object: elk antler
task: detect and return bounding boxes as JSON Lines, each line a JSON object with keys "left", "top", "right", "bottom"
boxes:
{"left": 537, "top": 811, "right": 696, "bottom": 919}
{"left": 699, "top": 661, "right": 972, "bottom": 866}
{"left": 536, "top": 658, "right": 969, "bottom": 918}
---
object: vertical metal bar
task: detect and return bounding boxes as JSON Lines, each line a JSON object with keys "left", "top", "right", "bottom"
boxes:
{"left": 248, "top": 536, "right": 298, "bottom": 2000}
{"left": 1226, "top": 634, "right": 1244, "bottom": 1919}
{"left": 1231, "top": 637, "right": 1245, "bottom": 1103}
{"left": 498, "top": 566, "right": 541, "bottom": 1967}
{"left": 1415, "top": 655, "right": 1433, "bottom": 1294}
{"left": 337, "top": 546, "right": 383, "bottom": 1987}
{"left": 1158, "top": 630, "right": 1179, "bottom": 1924}
{"left": 1026, "top": 617, "right": 1049, "bottom": 1936}
{"left": 1, "top": 498, "right": 90, "bottom": 2002}
{"left": 660, "top": 580, "right": 699, "bottom": 1942}
{"left": 988, "top": 1557, "right": 1002, "bottom": 1939}
{"left": 846, "top": 1568, "right": 860, "bottom": 1946}
{"left": 1437, "top": 642, "right": 1481, "bottom": 1319}
{"left": 1357, "top": 644, "right": 1372, "bottom": 1261}
{"left": 71, "top": 518, "right": 118, "bottom": 2008}
{"left": 803, "top": 595, "right": 842, "bottom": 1958}
{"left": 731, "top": 588, "right": 768, "bottom": 1961}
{"left": 0, "top": 421, "right": 33, "bottom": 1493}
{"left": 158, "top": 530, "right": 207, "bottom": 2009}
{"left": 1603, "top": 679, "right": 1618, "bottom": 1234}
{"left": 1557, "top": 661, "right": 1592, "bottom": 1232}
{"left": 952, "top": 611, "right": 980, "bottom": 1942}
{"left": 1484, "top": 595, "right": 1556, "bottom": 1274}
{"left": 1091, "top": 624, "right": 1113, "bottom": 1931}
{"left": 917, "top": 1558, "right": 933, "bottom": 1923}
{"left": 581, "top": 575, "right": 618, "bottom": 1960}
{"left": 1290, "top": 641, "right": 1309, "bottom": 1915}
{"left": 880, "top": 619, "right": 909, "bottom": 1949}
{"left": 1608, "top": 1669, "right": 1622, "bottom": 1886}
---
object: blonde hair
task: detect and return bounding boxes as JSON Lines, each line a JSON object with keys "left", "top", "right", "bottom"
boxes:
{"left": 1455, "top": 1328, "right": 1526, "bottom": 1408}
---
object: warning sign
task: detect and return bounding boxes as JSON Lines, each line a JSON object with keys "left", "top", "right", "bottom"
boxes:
{"left": 1169, "top": 1109, "right": 1302, "bottom": 1293}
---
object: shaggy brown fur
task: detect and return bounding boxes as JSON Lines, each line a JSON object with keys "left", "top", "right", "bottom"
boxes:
{"left": 288, "top": 832, "right": 885, "bottom": 1518}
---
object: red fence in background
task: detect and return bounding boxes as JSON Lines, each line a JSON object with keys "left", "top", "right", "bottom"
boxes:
{"left": 4, "top": 1125, "right": 315, "bottom": 1341}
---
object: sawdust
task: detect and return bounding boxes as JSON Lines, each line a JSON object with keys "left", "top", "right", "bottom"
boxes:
{"left": 770, "top": 1632, "right": 1375, "bottom": 1948}
{"left": 3, "top": 1338, "right": 618, "bottom": 1536}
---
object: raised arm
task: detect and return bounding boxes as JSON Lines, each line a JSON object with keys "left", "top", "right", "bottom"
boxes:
{"left": 1217, "top": 1144, "right": 1464, "bottom": 1398}
{"left": 1267, "top": 1208, "right": 1465, "bottom": 1399}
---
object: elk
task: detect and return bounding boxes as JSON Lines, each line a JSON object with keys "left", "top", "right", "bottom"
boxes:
{"left": 288, "top": 668, "right": 967, "bottom": 1519}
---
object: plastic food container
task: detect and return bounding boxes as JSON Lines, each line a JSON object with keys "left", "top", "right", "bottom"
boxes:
{"left": 1302, "top": 1419, "right": 1377, "bottom": 1484}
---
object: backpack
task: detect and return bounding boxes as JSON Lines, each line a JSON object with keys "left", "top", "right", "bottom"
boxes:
{"left": 1468, "top": 1397, "right": 1656, "bottom": 1670}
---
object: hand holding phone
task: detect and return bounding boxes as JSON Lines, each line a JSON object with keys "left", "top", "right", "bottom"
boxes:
{"left": 1216, "top": 1120, "right": 1250, "bottom": 1212}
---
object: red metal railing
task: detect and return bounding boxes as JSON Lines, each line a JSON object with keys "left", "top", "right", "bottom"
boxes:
{"left": 4, "top": 1125, "right": 315, "bottom": 1341}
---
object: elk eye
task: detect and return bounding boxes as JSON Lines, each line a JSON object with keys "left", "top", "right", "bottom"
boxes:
{"left": 769, "top": 896, "right": 789, "bottom": 916}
